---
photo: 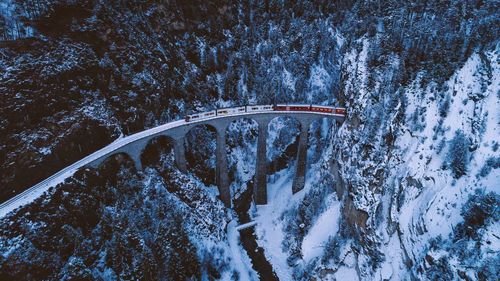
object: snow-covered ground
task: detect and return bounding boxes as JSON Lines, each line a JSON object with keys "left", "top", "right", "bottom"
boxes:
{"left": 394, "top": 49, "right": 500, "bottom": 264}
{"left": 252, "top": 157, "right": 343, "bottom": 280}
{"left": 301, "top": 196, "right": 340, "bottom": 262}
{"left": 252, "top": 168, "right": 296, "bottom": 280}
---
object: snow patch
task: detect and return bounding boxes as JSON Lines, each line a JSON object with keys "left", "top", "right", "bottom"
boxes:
{"left": 252, "top": 169, "right": 295, "bottom": 281}
{"left": 226, "top": 220, "right": 259, "bottom": 281}
{"left": 301, "top": 196, "right": 340, "bottom": 262}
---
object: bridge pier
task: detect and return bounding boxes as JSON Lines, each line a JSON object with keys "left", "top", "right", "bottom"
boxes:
{"left": 130, "top": 154, "right": 143, "bottom": 171}
{"left": 292, "top": 119, "right": 311, "bottom": 194}
{"left": 255, "top": 118, "right": 270, "bottom": 205}
{"left": 173, "top": 137, "right": 187, "bottom": 173}
{"left": 216, "top": 124, "right": 231, "bottom": 207}
{"left": 86, "top": 138, "right": 148, "bottom": 171}
{"left": 125, "top": 139, "right": 149, "bottom": 171}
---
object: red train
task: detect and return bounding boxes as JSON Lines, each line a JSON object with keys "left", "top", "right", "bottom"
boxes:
{"left": 185, "top": 104, "right": 346, "bottom": 122}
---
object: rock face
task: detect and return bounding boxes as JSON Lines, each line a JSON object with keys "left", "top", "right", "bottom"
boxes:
{"left": 328, "top": 36, "right": 499, "bottom": 281}
{"left": 1, "top": 1, "right": 499, "bottom": 280}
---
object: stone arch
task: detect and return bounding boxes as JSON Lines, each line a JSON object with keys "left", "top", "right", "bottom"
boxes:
{"left": 267, "top": 115, "right": 302, "bottom": 176}
{"left": 184, "top": 124, "right": 218, "bottom": 186}
{"left": 307, "top": 116, "right": 337, "bottom": 164}
{"left": 225, "top": 117, "right": 259, "bottom": 200}
{"left": 87, "top": 152, "right": 141, "bottom": 193}
{"left": 97, "top": 152, "right": 139, "bottom": 174}
{"left": 140, "top": 135, "right": 176, "bottom": 169}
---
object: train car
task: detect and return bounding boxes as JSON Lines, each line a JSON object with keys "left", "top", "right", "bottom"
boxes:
{"left": 247, "top": 105, "right": 273, "bottom": 112}
{"left": 185, "top": 114, "right": 198, "bottom": 122}
{"left": 185, "top": 110, "right": 216, "bottom": 122}
{"left": 274, "top": 104, "right": 288, "bottom": 111}
{"left": 274, "top": 104, "right": 311, "bottom": 111}
{"left": 217, "top": 106, "right": 246, "bottom": 116}
{"left": 216, "top": 108, "right": 230, "bottom": 116}
{"left": 288, "top": 104, "right": 309, "bottom": 111}
{"left": 334, "top": 108, "right": 346, "bottom": 115}
{"left": 262, "top": 105, "right": 273, "bottom": 111}
{"left": 200, "top": 110, "right": 216, "bottom": 118}
{"left": 277, "top": 104, "right": 311, "bottom": 111}
{"left": 310, "top": 106, "right": 334, "bottom": 113}
{"left": 247, "top": 105, "right": 261, "bottom": 112}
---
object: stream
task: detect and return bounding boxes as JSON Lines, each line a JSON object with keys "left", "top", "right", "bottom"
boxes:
{"left": 233, "top": 181, "right": 279, "bottom": 281}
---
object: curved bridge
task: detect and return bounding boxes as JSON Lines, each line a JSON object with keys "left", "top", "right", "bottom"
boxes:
{"left": 0, "top": 105, "right": 345, "bottom": 217}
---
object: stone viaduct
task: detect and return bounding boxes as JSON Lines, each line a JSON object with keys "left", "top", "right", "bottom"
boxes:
{"left": 86, "top": 111, "right": 344, "bottom": 207}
